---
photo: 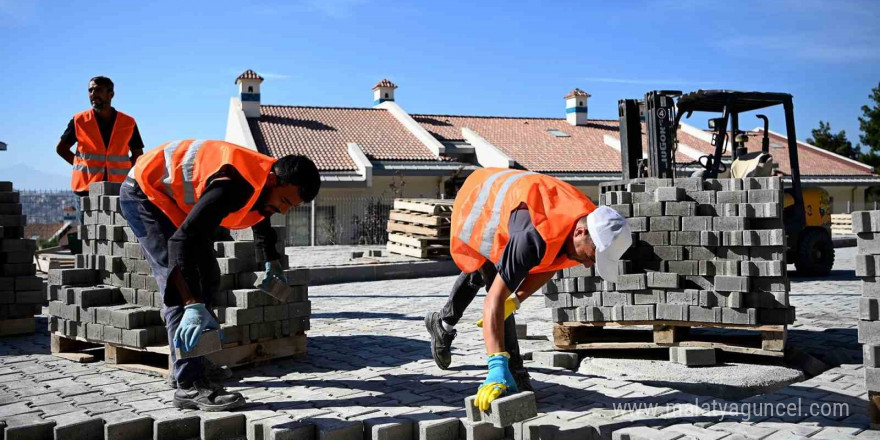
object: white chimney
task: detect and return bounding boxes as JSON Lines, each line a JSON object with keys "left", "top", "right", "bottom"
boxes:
{"left": 235, "top": 69, "right": 264, "bottom": 118}
{"left": 372, "top": 79, "right": 397, "bottom": 107}
{"left": 565, "top": 88, "right": 590, "bottom": 126}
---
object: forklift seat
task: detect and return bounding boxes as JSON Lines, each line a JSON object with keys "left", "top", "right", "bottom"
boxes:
{"left": 730, "top": 152, "right": 774, "bottom": 178}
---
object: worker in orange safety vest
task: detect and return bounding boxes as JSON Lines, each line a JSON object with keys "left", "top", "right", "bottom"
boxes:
{"left": 424, "top": 168, "right": 633, "bottom": 411}
{"left": 56, "top": 76, "right": 145, "bottom": 195}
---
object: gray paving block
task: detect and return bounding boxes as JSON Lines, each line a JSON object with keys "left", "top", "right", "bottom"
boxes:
{"left": 865, "top": 345, "right": 880, "bottom": 368}
{"left": 859, "top": 320, "right": 880, "bottom": 344}
{"left": 638, "top": 231, "right": 669, "bottom": 246}
{"left": 579, "top": 306, "right": 612, "bottom": 321}
{"left": 476, "top": 391, "right": 537, "bottom": 429}
{"left": 652, "top": 246, "right": 684, "bottom": 261}
{"left": 465, "top": 396, "right": 482, "bottom": 422}
{"left": 688, "top": 306, "right": 722, "bottom": 323}
{"left": 740, "top": 260, "right": 785, "bottom": 277}
{"left": 533, "top": 352, "right": 578, "bottom": 369}
{"left": 615, "top": 274, "right": 646, "bottom": 291}
{"left": 461, "top": 420, "right": 503, "bottom": 440}
{"left": 698, "top": 260, "right": 739, "bottom": 277}
{"left": 743, "top": 229, "right": 785, "bottom": 246}
{"left": 601, "top": 291, "right": 632, "bottom": 306}
{"left": 51, "top": 411, "right": 105, "bottom": 440}
{"left": 153, "top": 415, "right": 201, "bottom": 440}
{"left": 751, "top": 276, "right": 789, "bottom": 292}
{"left": 614, "top": 426, "right": 683, "bottom": 440}
{"left": 174, "top": 329, "right": 222, "bottom": 359}
{"left": 748, "top": 189, "right": 781, "bottom": 203}
{"left": 664, "top": 201, "right": 696, "bottom": 216}
{"left": 654, "top": 187, "right": 685, "bottom": 202}
{"left": 609, "top": 204, "right": 632, "bottom": 218}
{"left": 576, "top": 277, "right": 603, "bottom": 293}
{"left": 717, "top": 246, "right": 750, "bottom": 261}
{"left": 714, "top": 276, "right": 749, "bottom": 292}
{"left": 550, "top": 307, "right": 578, "bottom": 323}
{"left": 867, "top": 367, "right": 880, "bottom": 391}
{"left": 648, "top": 216, "right": 679, "bottom": 232}
{"left": 687, "top": 245, "right": 716, "bottom": 261}
{"left": 623, "top": 304, "right": 655, "bottom": 321}
{"left": 633, "top": 203, "right": 663, "bottom": 217}
{"left": 570, "top": 291, "right": 601, "bottom": 307}
{"left": 544, "top": 292, "right": 572, "bottom": 308}
{"left": 714, "top": 217, "right": 748, "bottom": 231}
{"left": 681, "top": 216, "right": 712, "bottom": 231}
{"left": 88, "top": 181, "right": 122, "bottom": 196}
{"left": 201, "top": 413, "right": 246, "bottom": 440}
{"left": 626, "top": 216, "right": 648, "bottom": 232}
{"left": 311, "top": 418, "right": 363, "bottom": 440}
{"left": 101, "top": 411, "right": 153, "bottom": 440}
{"left": 858, "top": 232, "right": 880, "bottom": 255}
{"left": 721, "top": 307, "right": 757, "bottom": 325}
{"left": 48, "top": 268, "right": 97, "bottom": 286}
{"left": 722, "top": 231, "right": 744, "bottom": 246}
{"left": 225, "top": 307, "right": 264, "bottom": 326}
{"left": 687, "top": 190, "right": 716, "bottom": 205}
{"left": 669, "top": 347, "right": 716, "bottom": 366}
{"left": 399, "top": 414, "right": 458, "bottom": 440}
{"left": 670, "top": 231, "right": 700, "bottom": 246}
{"left": 632, "top": 290, "right": 662, "bottom": 304}
{"left": 122, "top": 328, "right": 151, "bottom": 348}
{"left": 656, "top": 304, "right": 688, "bottom": 321}
{"left": 364, "top": 417, "right": 413, "bottom": 440}
{"left": 853, "top": 211, "right": 880, "bottom": 234}
{"left": 696, "top": 203, "right": 717, "bottom": 216}
{"left": 717, "top": 190, "right": 747, "bottom": 204}
{"left": 666, "top": 260, "right": 698, "bottom": 276}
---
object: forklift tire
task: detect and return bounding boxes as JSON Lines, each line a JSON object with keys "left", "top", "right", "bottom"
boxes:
{"left": 795, "top": 229, "right": 835, "bottom": 277}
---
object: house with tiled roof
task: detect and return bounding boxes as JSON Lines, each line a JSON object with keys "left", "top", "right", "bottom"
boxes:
{"left": 224, "top": 70, "right": 880, "bottom": 245}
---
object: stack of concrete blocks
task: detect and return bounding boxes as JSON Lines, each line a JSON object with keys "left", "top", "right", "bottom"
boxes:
{"left": 46, "top": 181, "right": 310, "bottom": 356}
{"left": 854, "top": 210, "right": 880, "bottom": 426}
{"left": 0, "top": 181, "right": 42, "bottom": 336}
{"left": 542, "top": 177, "right": 795, "bottom": 326}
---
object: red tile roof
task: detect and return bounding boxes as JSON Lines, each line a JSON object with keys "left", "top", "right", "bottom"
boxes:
{"left": 249, "top": 105, "right": 438, "bottom": 171}
{"left": 678, "top": 127, "right": 874, "bottom": 176}
{"left": 372, "top": 79, "right": 398, "bottom": 90}
{"left": 411, "top": 114, "right": 692, "bottom": 173}
{"left": 235, "top": 69, "right": 264, "bottom": 83}
{"left": 565, "top": 88, "right": 591, "bottom": 99}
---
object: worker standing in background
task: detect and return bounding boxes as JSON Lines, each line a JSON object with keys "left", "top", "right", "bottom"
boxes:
{"left": 120, "top": 139, "right": 320, "bottom": 411}
{"left": 424, "top": 168, "right": 632, "bottom": 410}
{"left": 56, "top": 76, "right": 145, "bottom": 196}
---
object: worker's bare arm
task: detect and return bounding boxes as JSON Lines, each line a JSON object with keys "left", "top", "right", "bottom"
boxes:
{"left": 56, "top": 139, "right": 75, "bottom": 165}
{"left": 513, "top": 270, "right": 557, "bottom": 303}
{"left": 483, "top": 274, "right": 512, "bottom": 355}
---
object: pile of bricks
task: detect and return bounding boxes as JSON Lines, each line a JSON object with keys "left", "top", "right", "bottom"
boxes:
{"left": 855, "top": 210, "right": 880, "bottom": 425}
{"left": 0, "top": 181, "right": 42, "bottom": 336}
{"left": 542, "top": 176, "right": 795, "bottom": 326}
{"left": 45, "top": 181, "right": 310, "bottom": 359}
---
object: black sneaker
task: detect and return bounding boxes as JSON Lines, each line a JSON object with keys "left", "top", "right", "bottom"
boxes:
{"left": 173, "top": 379, "right": 246, "bottom": 411}
{"left": 513, "top": 369, "right": 534, "bottom": 392}
{"left": 425, "top": 312, "right": 456, "bottom": 370}
{"left": 167, "top": 360, "right": 234, "bottom": 388}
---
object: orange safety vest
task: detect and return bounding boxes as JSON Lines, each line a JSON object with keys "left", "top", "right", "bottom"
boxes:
{"left": 450, "top": 168, "right": 596, "bottom": 275}
{"left": 71, "top": 109, "right": 136, "bottom": 192}
{"left": 132, "top": 139, "right": 276, "bottom": 229}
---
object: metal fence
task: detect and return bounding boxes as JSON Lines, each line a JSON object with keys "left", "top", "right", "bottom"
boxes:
{"left": 18, "top": 189, "right": 80, "bottom": 224}
{"left": 284, "top": 195, "right": 395, "bottom": 246}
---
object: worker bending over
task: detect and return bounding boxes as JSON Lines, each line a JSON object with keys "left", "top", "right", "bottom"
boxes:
{"left": 120, "top": 140, "right": 320, "bottom": 411}
{"left": 56, "top": 76, "right": 145, "bottom": 196}
{"left": 425, "top": 168, "right": 631, "bottom": 410}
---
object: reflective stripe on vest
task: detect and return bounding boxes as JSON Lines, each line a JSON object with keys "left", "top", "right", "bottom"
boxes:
{"left": 76, "top": 152, "right": 130, "bottom": 162}
{"left": 458, "top": 169, "right": 517, "bottom": 245}
{"left": 478, "top": 171, "right": 535, "bottom": 256}
{"left": 161, "top": 140, "right": 185, "bottom": 199}
{"left": 181, "top": 140, "right": 206, "bottom": 205}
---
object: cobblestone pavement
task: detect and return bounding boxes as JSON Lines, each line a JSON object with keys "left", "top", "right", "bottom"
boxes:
{"left": 285, "top": 245, "right": 418, "bottom": 268}
{"left": 1, "top": 247, "right": 876, "bottom": 439}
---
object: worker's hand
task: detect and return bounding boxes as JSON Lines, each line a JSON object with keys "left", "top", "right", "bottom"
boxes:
{"left": 173, "top": 303, "right": 219, "bottom": 353}
{"left": 474, "top": 352, "right": 518, "bottom": 411}
{"left": 476, "top": 295, "right": 520, "bottom": 327}
{"left": 266, "top": 260, "right": 288, "bottom": 284}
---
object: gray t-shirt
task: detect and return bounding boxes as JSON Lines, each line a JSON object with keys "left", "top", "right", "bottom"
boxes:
{"left": 496, "top": 204, "right": 547, "bottom": 291}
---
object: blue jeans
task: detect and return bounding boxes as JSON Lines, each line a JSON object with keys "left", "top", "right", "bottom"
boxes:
{"left": 119, "top": 179, "right": 206, "bottom": 387}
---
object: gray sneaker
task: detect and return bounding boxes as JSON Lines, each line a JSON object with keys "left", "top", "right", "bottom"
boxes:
{"left": 173, "top": 379, "right": 245, "bottom": 411}
{"left": 425, "top": 312, "right": 456, "bottom": 370}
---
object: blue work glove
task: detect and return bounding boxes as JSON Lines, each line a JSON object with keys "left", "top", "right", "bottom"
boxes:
{"left": 173, "top": 303, "right": 219, "bottom": 353}
{"left": 474, "top": 352, "right": 518, "bottom": 411}
{"left": 264, "top": 260, "right": 288, "bottom": 285}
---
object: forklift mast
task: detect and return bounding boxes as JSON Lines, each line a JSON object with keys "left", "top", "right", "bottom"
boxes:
{"left": 618, "top": 91, "right": 681, "bottom": 180}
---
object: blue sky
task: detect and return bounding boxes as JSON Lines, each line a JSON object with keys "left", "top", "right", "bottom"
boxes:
{"left": 1, "top": 0, "right": 878, "bottom": 188}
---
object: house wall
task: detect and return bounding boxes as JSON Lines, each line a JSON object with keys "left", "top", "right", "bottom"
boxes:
{"left": 824, "top": 185, "right": 866, "bottom": 214}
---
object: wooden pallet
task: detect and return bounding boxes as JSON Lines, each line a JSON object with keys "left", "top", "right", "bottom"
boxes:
{"left": 0, "top": 317, "right": 35, "bottom": 337}
{"left": 831, "top": 213, "right": 853, "bottom": 235}
{"left": 51, "top": 332, "right": 308, "bottom": 377}
{"left": 387, "top": 233, "right": 448, "bottom": 248}
{"left": 553, "top": 321, "right": 786, "bottom": 357}
{"left": 386, "top": 242, "right": 449, "bottom": 258}
{"left": 393, "top": 199, "right": 454, "bottom": 215}
{"left": 386, "top": 220, "right": 448, "bottom": 237}
{"left": 388, "top": 210, "right": 450, "bottom": 227}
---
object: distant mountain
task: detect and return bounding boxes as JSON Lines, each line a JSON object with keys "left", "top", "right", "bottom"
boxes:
{"left": 0, "top": 163, "right": 71, "bottom": 190}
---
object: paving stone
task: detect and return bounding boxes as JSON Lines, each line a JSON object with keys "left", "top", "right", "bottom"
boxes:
{"left": 50, "top": 411, "right": 105, "bottom": 440}
{"left": 363, "top": 416, "right": 413, "bottom": 440}
{"left": 461, "top": 420, "right": 503, "bottom": 440}
{"left": 101, "top": 410, "right": 154, "bottom": 440}
{"left": 2, "top": 413, "right": 56, "bottom": 440}
{"left": 399, "top": 413, "right": 459, "bottom": 440}
{"left": 532, "top": 352, "right": 578, "bottom": 370}
{"left": 201, "top": 413, "right": 246, "bottom": 440}
{"left": 669, "top": 347, "right": 717, "bottom": 367}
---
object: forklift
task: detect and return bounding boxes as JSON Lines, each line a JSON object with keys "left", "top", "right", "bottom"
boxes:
{"left": 618, "top": 90, "right": 834, "bottom": 276}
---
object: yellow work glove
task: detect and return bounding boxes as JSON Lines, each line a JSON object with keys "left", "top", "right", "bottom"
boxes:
{"left": 474, "top": 352, "right": 518, "bottom": 411}
{"left": 476, "top": 295, "right": 521, "bottom": 327}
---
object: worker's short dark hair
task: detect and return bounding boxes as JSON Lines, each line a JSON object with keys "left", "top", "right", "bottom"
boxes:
{"left": 89, "top": 76, "right": 114, "bottom": 92}
{"left": 273, "top": 155, "right": 321, "bottom": 203}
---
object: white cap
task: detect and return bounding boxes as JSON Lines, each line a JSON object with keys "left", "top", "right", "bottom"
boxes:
{"left": 586, "top": 206, "right": 633, "bottom": 283}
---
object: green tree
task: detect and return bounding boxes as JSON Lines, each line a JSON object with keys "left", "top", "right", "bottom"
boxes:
{"left": 807, "top": 121, "right": 856, "bottom": 159}
{"left": 860, "top": 82, "right": 880, "bottom": 171}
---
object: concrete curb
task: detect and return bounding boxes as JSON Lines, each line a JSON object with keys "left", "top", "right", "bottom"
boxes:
{"left": 306, "top": 259, "right": 460, "bottom": 285}
{"left": 833, "top": 235, "right": 856, "bottom": 248}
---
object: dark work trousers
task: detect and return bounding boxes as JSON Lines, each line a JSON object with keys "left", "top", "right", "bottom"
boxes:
{"left": 439, "top": 263, "right": 524, "bottom": 372}
{"left": 119, "top": 178, "right": 214, "bottom": 387}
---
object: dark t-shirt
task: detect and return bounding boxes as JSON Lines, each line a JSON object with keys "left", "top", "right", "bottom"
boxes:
{"left": 61, "top": 109, "right": 145, "bottom": 151}
{"left": 496, "top": 205, "right": 547, "bottom": 292}
{"left": 167, "top": 167, "right": 279, "bottom": 300}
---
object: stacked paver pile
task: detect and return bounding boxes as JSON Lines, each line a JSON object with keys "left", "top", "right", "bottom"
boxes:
{"left": 46, "top": 181, "right": 310, "bottom": 357}
{"left": 543, "top": 176, "right": 795, "bottom": 326}
{"left": 855, "top": 210, "right": 880, "bottom": 425}
{"left": 0, "top": 181, "right": 42, "bottom": 336}
{"left": 387, "top": 198, "right": 453, "bottom": 258}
